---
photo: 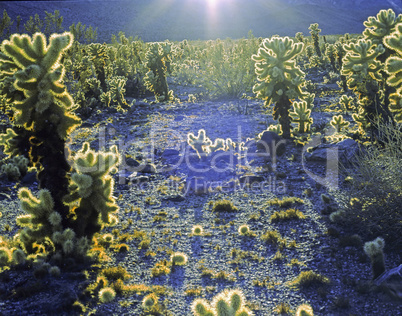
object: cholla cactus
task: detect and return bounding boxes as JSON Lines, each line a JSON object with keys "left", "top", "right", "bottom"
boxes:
{"left": 384, "top": 22, "right": 402, "bottom": 122}
{"left": 102, "top": 76, "right": 129, "bottom": 111}
{"left": 363, "top": 9, "right": 402, "bottom": 47}
{"left": 144, "top": 41, "right": 174, "bottom": 101}
{"left": 187, "top": 129, "right": 213, "bottom": 158}
{"left": 191, "top": 288, "right": 253, "bottom": 316}
{"left": 342, "top": 39, "right": 391, "bottom": 134}
{"left": 330, "top": 115, "right": 350, "bottom": 132}
{"left": 252, "top": 36, "right": 307, "bottom": 138}
{"left": 364, "top": 237, "right": 386, "bottom": 279}
{"left": 64, "top": 142, "right": 120, "bottom": 238}
{"left": 303, "top": 93, "right": 315, "bottom": 110}
{"left": 325, "top": 43, "right": 337, "bottom": 71}
{"left": 339, "top": 94, "right": 354, "bottom": 111}
{"left": 295, "top": 303, "right": 314, "bottom": 316}
{"left": 308, "top": 23, "right": 322, "bottom": 57}
{"left": 289, "top": 100, "right": 313, "bottom": 134}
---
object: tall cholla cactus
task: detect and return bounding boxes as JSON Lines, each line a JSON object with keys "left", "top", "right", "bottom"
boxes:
{"left": 144, "top": 41, "right": 174, "bottom": 101}
{"left": 252, "top": 36, "right": 307, "bottom": 138}
{"left": 308, "top": 23, "right": 322, "bottom": 57}
{"left": 289, "top": 100, "right": 313, "bottom": 134}
{"left": 363, "top": 9, "right": 402, "bottom": 49}
{"left": 0, "top": 32, "right": 80, "bottom": 226}
{"left": 191, "top": 289, "right": 253, "bottom": 316}
{"left": 64, "top": 142, "right": 120, "bottom": 238}
{"left": 341, "top": 39, "right": 392, "bottom": 133}
{"left": 0, "top": 32, "right": 121, "bottom": 261}
{"left": 384, "top": 22, "right": 402, "bottom": 122}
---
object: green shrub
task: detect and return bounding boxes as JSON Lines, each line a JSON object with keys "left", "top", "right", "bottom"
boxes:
{"left": 336, "top": 120, "right": 402, "bottom": 249}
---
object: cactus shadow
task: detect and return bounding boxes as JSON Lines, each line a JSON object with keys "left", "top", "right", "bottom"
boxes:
{"left": 169, "top": 265, "right": 185, "bottom": 290}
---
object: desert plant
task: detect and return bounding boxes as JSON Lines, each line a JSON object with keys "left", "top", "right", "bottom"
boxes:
{"left": 192, "top": 225, "right": 204, "bottom": 236}
{"left": 252, "top": 36, "right": 308, "bottom": 138}
{"left": 339, "top": 94, "right": 354, "bottom": 111}
{"left": 238, "top": 225, "right": 250, "bottom": 236}
{"left": 187, "top": 129, "right": 213, "bottom": 158}
{"left": 191, "top": 288, "right": 253, "bottom": 316}
{"left": 384, "top": 21, "right": 402, "bottom": 122}
{"left": 309, "top": 23, "right": 322, "bottom": 57}
{"left": 0, "top": 10, "right": 13, "bottom": 41}
{"left": 295, "top": 304, "right": 314, "bottom": 316}
{"left": 341, "top": 38, "right": 392, "bottom": 135}
{"left": 364, "top": 237, "right": 386, "bottom": 279}
{"left": 0, "top": 32, "right": 120, "bottom": 262}
{"left": 325, "top": 43, "right": 337, "bottom": 71}
{"left": 330, "top": 115, "right": 350, "bottom": 132}
{"left": 170, "top": 252, "right": 188, "bottom": 266}
{"left": 289, "top": 100, "right": 313, "bottom": 134}
{"left": 98, "top": 287, "right": 116, "bottom": 303}
{"left": 144, "top": 41, "right": 174, "bottom": 101}
{"left": 336, "top": 119, "right": 402, "bottom": 249}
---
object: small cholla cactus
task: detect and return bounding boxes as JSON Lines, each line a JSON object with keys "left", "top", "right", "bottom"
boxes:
{"left": 339, "top": 94, "right": 354, "bottom": 111}
{"left": 142, "top": 293, "right": 158, "bottom": 310}
{"left": 238, "top": 225, "right": 250, "bottom": 236}
{"left": 192, "top": 225, "right": 204, "bottom": 236}
{"left": 364, "top": 237, "right": 386, "bottom": 279}
{"left": 289, "top": 101, "right": 313, "bottom": 134}
{"left": 191, "top": 288, "right": 254, "bottom": 316}
{"left": 295, "top": 303, "right": 314, "bottom": 316}
{"left": 98, "top": 287, "right": 116, "bottom": 303}
{"left": 170, "top": 251, "right": 188, "bottom": 266}
{"left": 330, "top": 115, "right": 350, "bottom": 132}
{"left": 187, "top": 129, "right": 213, "bottom": 158}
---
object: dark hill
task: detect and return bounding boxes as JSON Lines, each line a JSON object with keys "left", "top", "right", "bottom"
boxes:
{"left": 2, "top": 0, "right": 401, "bottom": 42}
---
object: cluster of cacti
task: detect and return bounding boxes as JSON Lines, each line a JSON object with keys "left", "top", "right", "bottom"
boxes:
{"left": 0, "top": 155, "right": 28, "bottom": 180}
{"left": 187, "top": 129, "right": 238, "bottom": 158}
{"left": 364, "top": 237, "right": 386, "bottom": 280}
{"left": 191, "top": 288, "right": 253, "bottom": 316}
{"left": 99, "top": 76, "right": 129, "bottom": 110}
{"left": 252, "top": 36, "right": 308, "bottom": 138}
{"left": 0, "top": 32, "right": 121, "bottom": 264}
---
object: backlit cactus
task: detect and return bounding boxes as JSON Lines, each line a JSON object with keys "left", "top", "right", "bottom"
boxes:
{"left": 330, "top": 115, "right": 350, "bottom": 132}
{"left": 384, "top": 22, "right": 402, "bottom": 122}
{"left": 289, "top": 100, "right": 313, "bottom": 134}
{"left": 191, "top": 288, "right": 253, "bottom": 316}
{"left": 339, "top": 94, "right": 354, "bottom": 111}
{"left": 144, "top": 41, "right": 174, "bottom": 101}
{"left": 308, "top": 23, "right": 322, "bottom": 57}
{"left": 252, "top": 36, "right": 307, "bottom": 138}
{"left": 341, "top": 39, "right": 392, "bottom": 134}
{"left": 187, "top": 129, "right": 213, "bottom": 158}
{"left": 364, "top": 237, "right": 386, "bottom": 280}
{"left": 64, "top": 142, "right": 120, "bottom": 238}
{"left": 363, "top": 9, "right": 402, "bottom": 48}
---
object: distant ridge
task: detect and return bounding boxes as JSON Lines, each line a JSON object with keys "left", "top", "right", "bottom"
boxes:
{"left": 2, "top": 0, "right": 401, "bottom": 42}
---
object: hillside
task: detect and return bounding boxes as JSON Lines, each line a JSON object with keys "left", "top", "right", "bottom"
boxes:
{"left": 2, "top": 0, "right": 401, "bottom": 42}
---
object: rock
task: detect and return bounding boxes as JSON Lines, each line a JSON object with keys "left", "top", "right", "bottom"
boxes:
{"left": 125, "top": 157, "right": 140, "bottom": 168}
{"left": 257, "top": 131, "right": 286, "bottom": 158}
{"left": 21, "top": 171, "right": 37, "bottom": 184}
{"left": 305, "top": 138, "right": 361, "bottom": 165}
{"left": 138, "top": 163, "right": 157, "bottom": 174}
{"left": 375, "top": 264, "right": 402, "bottom": 300}
{"left": 239, "top": 175, "right": 265, "bottom": 184}
{"left": 161, "top": 148, "right": 180, "bottom": 158}
{"left": 163, "top": 194, "right": 185, "bottom": 202}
